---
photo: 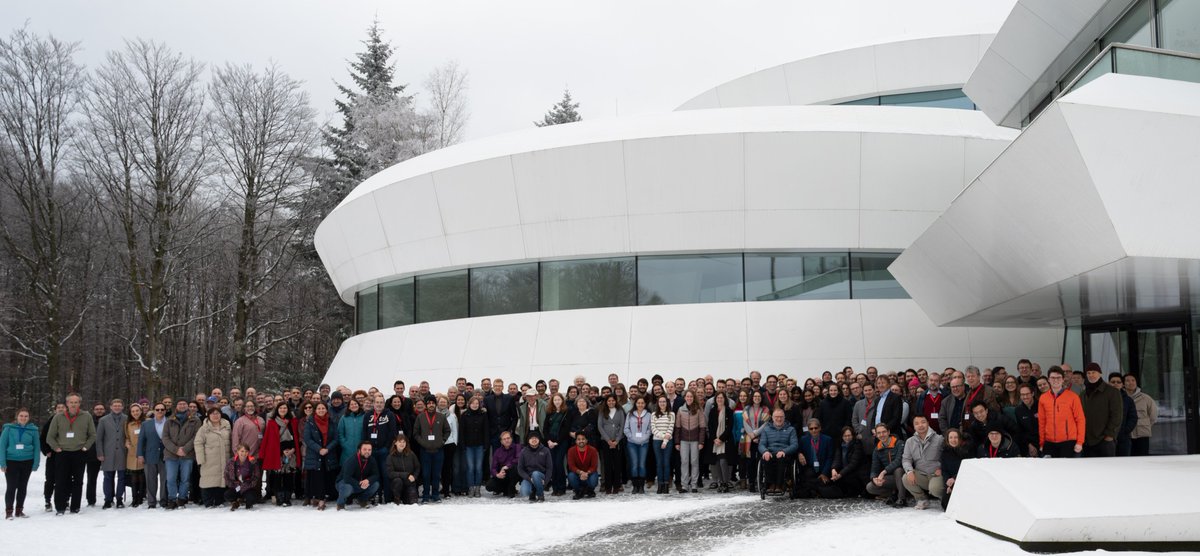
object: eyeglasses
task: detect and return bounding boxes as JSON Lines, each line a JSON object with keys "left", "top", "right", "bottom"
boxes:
{"left": 154, "top": 409, "right": 165, "bottom": 412}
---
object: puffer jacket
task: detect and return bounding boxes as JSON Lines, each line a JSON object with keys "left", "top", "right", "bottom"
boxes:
{"left": 673, "top": 406, "right": 706, "bottom": 446}
{"left": 901, "top": 430, "right": 943, "bottom": 475}
{"left": 757, "top": 420, "right": 798, "bottom": 456}
{"left": 337, "top": 411, "right": 365, "bottom": 456}
{"left": 386, "top": 449, "right": 421, "bottom": 482}
{"left": 869, "top": 435, "right": 905, "bottom": 476}
{"left": 976, "top": 432, "right": 1018, "bottom": 458}
{"left": 1038, "top": 389, "right": 1086, "bottom": 447}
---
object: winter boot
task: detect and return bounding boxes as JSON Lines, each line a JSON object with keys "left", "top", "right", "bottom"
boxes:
{"left": 4, "top": 507, "right": 11, "bottom": 520}
{"left": 15, "top": 506, "right": 26, "bottom": 518}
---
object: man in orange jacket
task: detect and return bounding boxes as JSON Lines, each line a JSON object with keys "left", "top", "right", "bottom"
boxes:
{"left": 1038, "top": 366, "right": 1086, "bottom": 457}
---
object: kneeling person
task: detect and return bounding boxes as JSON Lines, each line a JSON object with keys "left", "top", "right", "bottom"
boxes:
{"left": 336, "top": 441, "right": 380, "bottom": 510}
{"left": 901, "top": 416, "right": 944, "bottom": 510}
{"left": 386, "top": 435, "right": 420, "bottom": 505}
{"left": 567, "top": 433, "right": 599, "bottom": 499}
{"left": 223, "top": 445, "right": 260, "bottom": 511}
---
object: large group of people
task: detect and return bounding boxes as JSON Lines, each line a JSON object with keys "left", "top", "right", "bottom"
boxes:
{"left": 1, "top": 359, "right": 1160, "bottom": 519}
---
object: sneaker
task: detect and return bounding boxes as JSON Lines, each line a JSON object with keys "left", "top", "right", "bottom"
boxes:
{"left": 915, "top": 500, "right": 929, "bottom": 510}
{"left": 56, "top": 511, "right": 64, "bottom": 516}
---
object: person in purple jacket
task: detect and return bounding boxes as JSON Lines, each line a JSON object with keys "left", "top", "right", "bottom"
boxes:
{"left": 485, "top": 431, "right": 521, "bottom": 497}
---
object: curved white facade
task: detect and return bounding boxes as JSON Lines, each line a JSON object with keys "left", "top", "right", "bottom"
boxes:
{"left": 676, "top": 34, "right": 994, "bottom": 110}
{"left": 316, "top": 33, "right": 1064, "bottom": 390}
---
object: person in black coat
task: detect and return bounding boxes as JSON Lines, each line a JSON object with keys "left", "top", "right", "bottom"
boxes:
{"left": 484, "top": 384, "right": 516, "bottom": 450}
{"left": 361, "top": 398, "right": 399, "bottom": 503}
{"left": 336, "top": 442, "right": 380, "bottom": 509}
{"left": 940, "top": 428, "right": 971, "bottom": 510}
{"left": 966, "top": 401, "right": 1016, "bottom": 453}
{"left": 567, "top": 397, "right": 599, "bottom": 447}
{"left": 1013, "top": 385, "right": 1040, "bottom": 457}
{"left": 874, "top": 380, "right": 904, "bottom": 438}
{"left": 818, "top": 426, "right": 867, "bottom": 498}
{"left": 816, "top": 385, "right": 852, "bottom": 437}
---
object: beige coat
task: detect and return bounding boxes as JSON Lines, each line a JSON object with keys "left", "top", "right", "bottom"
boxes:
{"left": 125, "top": 420, "right": 145, "bottom": 471}
{"left": 194, "top": 419, "right": 231, "bottom": 489}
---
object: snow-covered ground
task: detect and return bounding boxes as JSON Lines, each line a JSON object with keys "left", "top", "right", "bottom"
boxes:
{"left": 3, "top": 466, "right": 1196, "bottom": 555}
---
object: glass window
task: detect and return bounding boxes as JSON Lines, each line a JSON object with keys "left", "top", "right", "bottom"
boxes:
{"left": 850, "top": 253, "right": 909, "bottom": 299}
{"left": 1114, "top": 45, "right": 1200, "bottom": 84}
{"left": 540, "top": 258, "right": 636, "bottom": 311}
{"left": 837, "top": 96, "right": 881, "bottom": 106}
{"left": 1071, "top": 49, "right": 1115, "bottom": 92}
{"left": 356, "top": 285, "right": 378, "bottom": 333}
{"left": 1159, "top": 0, "right": 1200, "bottom": 55}
{"left": 1060, "top": 42, "right": 1101, "bottom": 90}
{"left": 744, "top": 253, "right": 850, "bottom": 301}
{"left": 470, "top": 263, "right": 539, "bottom": 317}
{"left": 1102, "top": 0, "right": 1154, "bottom": 47}
{"left": 881, "top": 89, "right": 975, "bottom": 110}
{"left": 379, "top": 277, "right": 414, "bottom": 328}
{"left": 415, "top": 270, "right": 468, "bottom": 323}
{"left": 638, "top": 254, "right": 744, "bottom": 305}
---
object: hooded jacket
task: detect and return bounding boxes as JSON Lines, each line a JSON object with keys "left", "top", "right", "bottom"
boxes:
{"left": 0, "top": 422, "right": 40, "bottom": 470}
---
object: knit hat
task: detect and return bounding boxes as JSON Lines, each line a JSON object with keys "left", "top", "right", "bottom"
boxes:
{"left": 986, "top": 422, "right": 1005, "bottom": 434}
{"left": 908, "top": 378, "right": 920, "bottom": 389}
{"left": 1084, "top": 362, "right": 1103, "bottom": 373}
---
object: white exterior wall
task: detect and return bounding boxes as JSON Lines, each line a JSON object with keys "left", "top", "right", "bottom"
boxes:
{"left": 323, "top": 299, "right": 1064, "bottom": 391}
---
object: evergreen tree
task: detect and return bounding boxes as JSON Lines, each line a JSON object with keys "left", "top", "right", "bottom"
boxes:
{"left": 535, "top": 89, "right": 582, "bottom": 127}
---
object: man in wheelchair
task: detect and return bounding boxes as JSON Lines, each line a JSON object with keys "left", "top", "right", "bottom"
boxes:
{"left": 757, "top": 409, "right": 798, "bottom": 496}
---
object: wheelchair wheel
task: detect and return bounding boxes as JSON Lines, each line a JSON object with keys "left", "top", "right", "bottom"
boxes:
{"left": 758, "top": 461, "right": 767, "bottom": 500}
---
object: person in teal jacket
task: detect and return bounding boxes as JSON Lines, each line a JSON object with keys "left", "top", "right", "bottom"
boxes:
{"left": 337, "top": 399, "right": 366, "bottom": 464}
{"left": 2, "top": 408, "right": 41, "bottom": 519}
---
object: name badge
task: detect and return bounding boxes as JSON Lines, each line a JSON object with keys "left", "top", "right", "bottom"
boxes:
{"left": 370, "top": 433, "right": 378, "bottom": 439}
{"left": 66, "top": 432, "right": 75, "bottom": 439}
{"left": 134, "top": 429, "right": 141, "bottom": 435}
{"left": 813, "top": 461, "right": 820, "bottom": 469}
{"left": 635, "top": 432, "right": 644, "bottom": 439}
{"left": 258, "top": 433, "right": 263, "bottom": 439}
{"left": 860, "top": 419, "right": 867, "bottom": 427}
{"left": 930, "top": 412, "right": 939, "bottom": 419}
{"left": 15, "top": 444, "right": 24, "bottom": 450}
{"left": 427, "top": 435, "right": 435, "bottom": 441}
{"left": 802, "top": 427, "right": 809, "bottom": 432}
{"left": 964, "top": 414, "right": 971, "bottom": 421}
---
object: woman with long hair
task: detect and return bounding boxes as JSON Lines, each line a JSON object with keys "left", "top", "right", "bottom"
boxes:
{"left": 597, "top": 394, "right": 626, "bottom": 494}
{"left": 386, "top": 435, "right": 420, "bottom": 505}
{"left": 650, "top": 395, "right": 675, "bottom": 494}
{"left": 261, "top": 401, "right": 300, "bottom": 506}
{"left": 449, "top": 394, "right": 468, "bottom": 496}
{"left": 123, "top": 403, "right": 146, "bottom": 507}
{"left": 623, "top": 395, "right": 652, "bottom": 494}
{"left": 543, "top": 393, "right": 571, "bottom": 497}
{"left": 1000, "top": 376, "right": 1021, "bottom": 421}
{"left": 674, "top": 390, "right": 706, "bottom": 493}
{"left": 740, "top": 389, "right": 768, "bottom": 493}
{"left": 940, "top": 428, "right": 971, "bottom": 510}
{"left": 336, "top": 398, "right": 365, "bottom": 465}
{"left": 613, "top": 383, "right": 631, "bottom": 413}
{"left": 303, "top": 402, "right": 338, "bottom": 510}
{"left": 458, "top": 395, "right": 488, "bottom": 497}
{"left": 706, "top": 391, "right": 734, "bottom": 492}
{"left": 1, "top": 408, "right": 39, "bottom": 519}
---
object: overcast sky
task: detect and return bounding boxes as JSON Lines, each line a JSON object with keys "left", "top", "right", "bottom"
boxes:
{"left": 8, "top": 0, "right": 1016, "bottom": 142}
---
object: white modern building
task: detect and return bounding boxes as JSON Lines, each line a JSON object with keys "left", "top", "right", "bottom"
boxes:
{"left": 892, "top": 0, "right": 1200, "bottom": 457}
{"left": 314, "top": 32, "right": 1066, "bottom": 393}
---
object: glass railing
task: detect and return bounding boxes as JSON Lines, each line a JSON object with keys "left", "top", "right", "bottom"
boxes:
{"left": 1062, "top": 43, "right": 1200, "bottom": 96}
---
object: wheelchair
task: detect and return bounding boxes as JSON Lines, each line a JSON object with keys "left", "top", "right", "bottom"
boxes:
{"left": 756, "top": 453, "right": 796, "bottom": 500}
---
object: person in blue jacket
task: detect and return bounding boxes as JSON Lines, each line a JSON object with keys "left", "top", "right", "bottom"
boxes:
{"left": 2, "top": 408, "right": 41, "bottom": 519}
{"left": 758, "top": 409, "right": 799, "bottom": 495}
{"left": 795, "top": 418, "right": 834, "bottom": 498}
{"left": 136, "top": 402, "right": 169, "bottom": 509}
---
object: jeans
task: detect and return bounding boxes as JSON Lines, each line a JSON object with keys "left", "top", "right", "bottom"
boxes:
{"left": 568, "top": 471, "right": 598, "bottom": 492}
{"left": 164, "top": 458, "right": 194, "bottom": 502}
{"left": 463, "top": 445, "right": 484, "bottom": 487}
{"left": 420, "top": 449, "right": 444, "bottom": 501}
{"left": 519, "top": 471, "right": 546, "bottom": 498}
{"left": 335, "top": 480, "right": 379, "bottom": 505}
{"left": 653, "top": 441, "right": 673, "bottom": 484}
{"left": 102, "top": 469, "right": 127, "bottom": 503}
{"left": 626, "top": 442, "right": 648, "bottom": 478}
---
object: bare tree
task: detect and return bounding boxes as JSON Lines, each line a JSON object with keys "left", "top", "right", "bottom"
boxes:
{"left": 0, "top": 27, "right": 90, "bottom": 401}
{"left": 207, "top": 62, "right": 318, "bottom": 385}
{"left": 422, "top": 59, "right": 469, "bottom": 149}
{"left": 78, "top": 39, "right": 212, "bottom": 399}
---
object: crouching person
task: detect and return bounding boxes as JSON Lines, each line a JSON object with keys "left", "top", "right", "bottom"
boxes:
{"left": 518, "top": 431, "right": 552, "bottom": 503}
{"left": 900, "top": 416, "right": 944, "bottom": 510}
{"left": 223, "top": 444, "right": 260, "bottom": 511}
{"left": 486, "top": 431, "right": 521, "bottom": 497}
{"left": 386, "top": 435, "right": 420, "bottom": 505}
{"left": 567, "top": 433, "right": 599, "bottom": 499}
{"left": 337, "top": 441, "right": 380, "bottom": 510}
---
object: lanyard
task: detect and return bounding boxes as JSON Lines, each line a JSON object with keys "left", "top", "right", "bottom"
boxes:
{"left": 372, "top": 412, "right": 382, "bottom": 432}
{"left": 635, "top": 411, "right": 645, "bottom": 429}
{"left": 357, "top": 454, "right": 368, "bottom": 475}
{"left": 864, "top": 398, "right": 875, "bottom": 416}
{"left": 988, "top": 444, "right": 999, "bottom": 458}
{"left": 425, "top": 412, "right": 437, "bottom": 429}
{"left": 966, "top": 385, "right": 983, "bottom": 406}
{"left": 65, "top": 411, "right": 79, "bottom": 427}
{"left": 810, "top": 436, "right": 820, "bottom": 455}
{"left": 574, "top": 447, "right": 588, "bottom": 464}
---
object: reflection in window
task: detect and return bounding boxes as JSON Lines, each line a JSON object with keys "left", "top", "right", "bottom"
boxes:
{"left": 745, "top": 253, "right": 849, "bottom": 301}
{"left": 416, "top": 270, "right": 468, "bottom": 323}
{"left": 470, "top": 263, "right": 539, "bottom": 317}
{"left": 1103, "top": 0, "right": 1153, "bottom": 48}
{"left": 850, "top": 253, "right": 908, "bottom": 299}
{"left": 836, "top": 88, "right": 975, "bottom": 110}
{"left": 638, "top": 254, "right": 744, "bottom": 305}
{"left": 541, "top": 258, "right": 636, "bottom": 311}
{"left": 1160, "top": 0, "right": 1200, "bottom": 55}
{"left": 356, "top": 285, "right": 379, "bottom": 333}
{"left": 379, "top": 277, "right": 415, "bottom": 328}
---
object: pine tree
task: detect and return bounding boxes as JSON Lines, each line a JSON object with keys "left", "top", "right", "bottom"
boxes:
{"left": 535, "top": 89, "right": 582, "bottom": 127}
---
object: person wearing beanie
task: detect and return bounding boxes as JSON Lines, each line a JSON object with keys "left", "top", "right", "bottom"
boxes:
{"left": 1081, "top": 362, "right": 1122, "bottom": 457}
{"left": 977, "top": 421, "right": 1017, "bottom": 458}
{"left": 328, "top": 391, "right": 346, "bottom": 420}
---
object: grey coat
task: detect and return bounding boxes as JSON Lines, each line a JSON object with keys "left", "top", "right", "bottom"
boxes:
{"left": 597, "top": 407, "right": 626, "bottom": 443}
{"left": 95, "top": 412, "right": 129, "bottom": 472}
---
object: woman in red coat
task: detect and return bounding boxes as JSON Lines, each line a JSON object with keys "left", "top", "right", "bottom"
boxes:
{"left": 261, "top": 402, "right": 301, "bottom": 506}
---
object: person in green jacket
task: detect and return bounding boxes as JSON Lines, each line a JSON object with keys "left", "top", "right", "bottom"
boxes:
{"left": 2, "top": 408, "right": 41, "bottom": 519}
{"left": 337, "top": 398, "right": 366, "bottom": 467}
{"left": 46, "top": 394, "right": 96, "bottom": 515}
